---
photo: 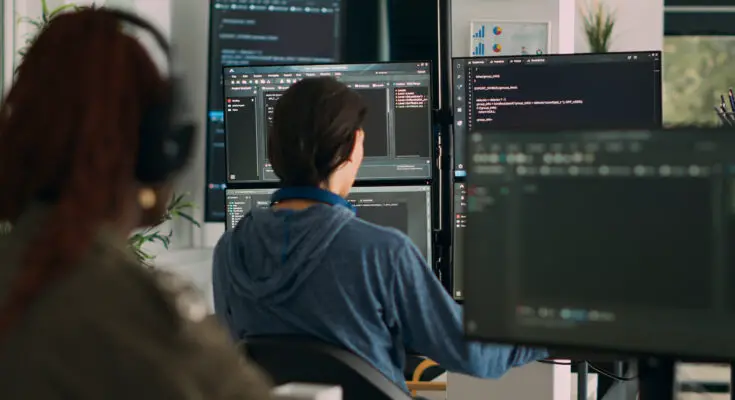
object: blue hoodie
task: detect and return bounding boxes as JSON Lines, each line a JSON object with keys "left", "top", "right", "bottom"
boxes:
{"left": 212, "top": 192, "right": 548, "bottom": 391}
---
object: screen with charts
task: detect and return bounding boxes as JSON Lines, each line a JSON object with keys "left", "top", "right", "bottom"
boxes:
{"left": 462, "top": 128, "right": 735, "bottom": 359}
{"left": 205, "top": 0, "right": 343, "bottom": 222}
{"left": 226, "top": 185, "right": 433, "bottom": 261}
{"left": 453, "top": 52, "right": 662, "bottom": 177}
{"left": 452, "top": 182, "right": 467, "bottom": 299}
{"left": 223, "top": 62, "right": 433, "bottom": 183}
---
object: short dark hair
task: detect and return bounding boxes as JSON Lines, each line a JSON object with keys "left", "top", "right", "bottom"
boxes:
{"left": 268, "top": 76, "right": 367, "bottom": 187}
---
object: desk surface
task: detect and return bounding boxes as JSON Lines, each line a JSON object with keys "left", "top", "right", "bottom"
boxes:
{"left": 548, "top": 348, "right": 632, "bottom": 362}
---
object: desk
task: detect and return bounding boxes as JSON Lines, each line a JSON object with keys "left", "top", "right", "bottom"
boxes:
{"left": 446, "top": 361, "right": 571, "bottom": 400}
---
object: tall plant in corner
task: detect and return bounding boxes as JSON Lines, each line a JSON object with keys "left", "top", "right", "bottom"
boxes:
{"left": 10, "top": 0, "right": 201, "bottom": 265}
{"left": 579, "top": 0, "right": 616, "bottom": 53}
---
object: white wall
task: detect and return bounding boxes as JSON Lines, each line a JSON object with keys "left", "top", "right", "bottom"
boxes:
{"left": 574, "top": 0, "right": 664, "bottom": 53}
{"left": 3, "top": 0, "right": 15, "bottom": 90}
{"left": 169, "top": 0, "right": 213, "bottom": 250}
{"left": 451, "top": 0, "right": 576, "bottom": 57}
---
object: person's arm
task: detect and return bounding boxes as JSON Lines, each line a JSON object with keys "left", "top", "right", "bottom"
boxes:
{"left": 212, "top": 232, "right": 237, "bottom": 339}
{"left": 388, "top": 241, "right": 548, "bottom": 378}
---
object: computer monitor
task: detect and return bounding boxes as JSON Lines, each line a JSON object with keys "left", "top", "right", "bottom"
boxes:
{"left": 463, "top": 127, "right": 735, "bottom": 360}
{"left": 226, "top": 185, "right": 433, "bottom": 261}
{"left": 223, "top": 62, "right": 433, "bottom": 183}
{"left": 451, "top": 182, "right": 467, "bottom": 299}
{"left": 453, "top": 52, "right": 662, "bottom": 177}
{"left": 204, "top": 0, "right": 344, "bottom": 221}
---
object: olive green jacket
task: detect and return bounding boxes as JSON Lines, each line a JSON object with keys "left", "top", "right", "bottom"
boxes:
{"left": 0, "top": 207, "right": 271, "bottom": 399}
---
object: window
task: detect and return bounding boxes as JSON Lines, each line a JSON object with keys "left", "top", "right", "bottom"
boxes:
{"left": 664, "top": 2, "right": 735, "bottom": 126}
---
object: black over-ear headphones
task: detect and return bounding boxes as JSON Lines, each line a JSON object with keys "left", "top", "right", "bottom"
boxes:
{"left": 105, "top": 9, "right": 196, "bottom": 184}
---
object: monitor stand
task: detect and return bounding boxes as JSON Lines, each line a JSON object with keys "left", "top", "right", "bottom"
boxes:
{"left": 638, "top": 358, "right": 735, "bottom": 400}
{"left": 638, "top": 358, "right": 675, "bottom": 400}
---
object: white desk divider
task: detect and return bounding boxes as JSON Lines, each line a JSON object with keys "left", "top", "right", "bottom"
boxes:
{"left": 271, "top": 383, "right": 343, "bottom": 400}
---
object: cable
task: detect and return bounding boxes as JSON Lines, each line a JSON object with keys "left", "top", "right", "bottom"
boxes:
{"left": 588, "top": 362, "right": 637, "bottom": 381}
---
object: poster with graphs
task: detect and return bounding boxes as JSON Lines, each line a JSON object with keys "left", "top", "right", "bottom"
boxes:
{"left": 469, "top": 20, "right": 551, "bottom": 57}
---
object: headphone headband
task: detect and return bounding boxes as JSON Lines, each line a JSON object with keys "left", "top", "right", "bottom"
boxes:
{"left": 101, "top": 8, "right": 196, "bottom": 184}
{"left": 104, "top": 9, "right": 171, "bottom": 56}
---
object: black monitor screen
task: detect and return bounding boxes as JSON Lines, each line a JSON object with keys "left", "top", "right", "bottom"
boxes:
{"left": 205, "top": 0, "right": 342, "bottom": 221}
{"left": 453, "top": 52, "right": 662, "bottom": 177}
{"left": 223, "top": 62, "right": 433, "bottom": 183}
{"left": 463, "top": 128, "right": 735, "bottom": 359}
{"left": 226, "top": 186, "right": 433, "bottom": 261}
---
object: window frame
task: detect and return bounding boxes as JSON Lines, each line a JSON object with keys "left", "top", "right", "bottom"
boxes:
{"left": 665, "top": 4, "right": 735, "bottom": 36}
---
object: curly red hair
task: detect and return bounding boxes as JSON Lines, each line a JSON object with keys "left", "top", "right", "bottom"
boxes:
{"left": 0, "top": 9, "right": 167, "bottom": 333}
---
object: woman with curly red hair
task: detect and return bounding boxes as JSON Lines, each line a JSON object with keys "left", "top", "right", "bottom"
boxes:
{"left": 0, "top": 8, "right": 270, "bottom": 399}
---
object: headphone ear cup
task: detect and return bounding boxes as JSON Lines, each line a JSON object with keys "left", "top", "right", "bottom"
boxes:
{"left": 135, "top": 83, "right": 196, "bottom": 184}
{"left": 135, "top": 101, "right": 170, "bottom": 184}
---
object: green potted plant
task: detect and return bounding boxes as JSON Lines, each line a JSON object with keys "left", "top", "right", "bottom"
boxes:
{"left": 5, "top": 0, "right": 201, "bottom": 265}
{"left": 129, "top": 193, "right": 200, "bottom": 266}
{"left": 17, "top": 0, "right": 83, "bottom": 59}
{"left": 579, "top": 0, "right": 616, "bottom": 53}
{"left": 0, "top": 194, "right": 201, "bottom": 266}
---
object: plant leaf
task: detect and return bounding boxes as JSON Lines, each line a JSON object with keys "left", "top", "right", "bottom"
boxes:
{"left": 177, "top": 212, "right": 201, "bottom": 227}
{"left": 126, "top": 192, "right": 201, "bottom": 265}
{"left": 171, "top": 192, "right": 186, "bottom": 206}
{"left": 18, "top": 16, "right": 42, "bottom": 27}
{"left": 40, "top": 0, "right": 49, "bottom": 21}
{"left": 49, "top": 4, "right": 78, "bottom": 19}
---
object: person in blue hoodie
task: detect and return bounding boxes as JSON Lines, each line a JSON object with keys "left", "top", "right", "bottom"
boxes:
{"left": 212, "top": 76, "right": 548, "bottom": 391}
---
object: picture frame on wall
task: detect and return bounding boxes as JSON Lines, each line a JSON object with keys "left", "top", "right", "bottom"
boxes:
{"left": 469, "top": 20, "right": 551, "bottom": 57}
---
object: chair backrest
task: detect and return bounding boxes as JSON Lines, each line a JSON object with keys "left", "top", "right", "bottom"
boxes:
{"left": 241, "top": 336, "right": 412, "bottom": 400}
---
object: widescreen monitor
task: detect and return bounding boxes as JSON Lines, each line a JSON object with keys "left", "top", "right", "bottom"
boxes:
{"left": 463, "top": 127, "right": 735, "bottom": 360}
{"left": 205, "top": 0, "right": 343, "bottom": 221}
{"left": 452, "top": 52, "right": 662, "bottom": 177}
{"left": 226, "top": 185, "right": 433, "bottom": 261}
{"left": 223, "top": 62, "right": 433, "bottom": 183}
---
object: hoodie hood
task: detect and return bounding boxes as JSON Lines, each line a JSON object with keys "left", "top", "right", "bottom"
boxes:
{"left": 216, "top": 204, "right": 355, "bottom": 305}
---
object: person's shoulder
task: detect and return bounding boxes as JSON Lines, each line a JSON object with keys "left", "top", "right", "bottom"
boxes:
{"left": 340, "top": 217, "right": 415, "bottom": 252}
{"left": 47, "top": 241, "right": 272, "bottom": 397}
{"left": 79, "top": 238, "right": 184, "bottom": 324}
{"left": 342, "top": 218, "right": 430, "bottom": 270}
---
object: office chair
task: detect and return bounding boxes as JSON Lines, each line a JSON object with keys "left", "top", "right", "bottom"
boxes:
{"left": 241, "top": 336, "right": 413, "bottom": 400}
{"left": 405, "top": 358, "right": 447, "bottom": 397}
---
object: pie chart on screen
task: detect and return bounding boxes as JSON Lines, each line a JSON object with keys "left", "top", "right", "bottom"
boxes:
{"left": 492, "top": 26, "right": 502, "bottom": 35}
{"left": 492, "top": 43, "right": 502, "bottom": 53}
